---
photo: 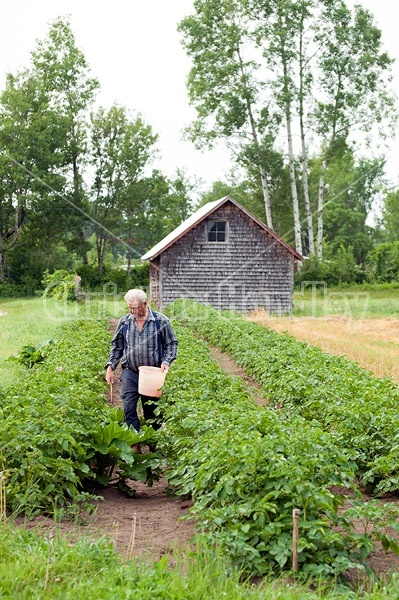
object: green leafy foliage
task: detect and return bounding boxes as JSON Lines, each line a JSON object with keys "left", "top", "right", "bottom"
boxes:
{"left": 90, "top": 409, "right": 164, "bottom": 488}
{"left": 159, "top": 301, "right": 399, "bottom": 579}
{"left": 367, "top": 241, "right": 399, "bottom": 283}
{"left": 8, "top": 339, "right": 55, "bottom": 368}
{"left": 170, "top": 300, "right": 399, "bottom": 495}
{"left": 0, "top": 314, "right": 162, "bottom": 518}
{"left": 41, "top": 269, "right": 77, "bottom": 301}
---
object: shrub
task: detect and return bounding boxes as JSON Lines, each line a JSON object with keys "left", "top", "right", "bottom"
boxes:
{"left": 76, "top": 263, "right": 149, "bottom": 293}
{"left": 367, "top": 241, "right": 399, "bottom": 283}
{"left": 41, "top": 269, "right": 77, "bottom": 301}
{"left": 0, "top": 282, "right": 25, "bottom": 298}
{"left": 296, "top": 247, "right": 367, "bottom": 287}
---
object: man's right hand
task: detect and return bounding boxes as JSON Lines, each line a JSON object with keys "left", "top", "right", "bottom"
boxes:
{"left": 106, "top": 365, "right": 114, "bottom": 385}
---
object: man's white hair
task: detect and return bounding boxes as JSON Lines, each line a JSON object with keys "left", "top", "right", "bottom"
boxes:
{"left": 124, "top": 289, "right": 147, "bottom": 305}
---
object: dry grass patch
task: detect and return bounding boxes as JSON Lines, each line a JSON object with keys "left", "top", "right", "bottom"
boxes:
{"left": 247, "top": 311, "right": 399, "bottom": 382}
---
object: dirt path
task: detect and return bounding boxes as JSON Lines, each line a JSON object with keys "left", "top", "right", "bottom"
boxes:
{"left": 86, "top": 319, "right": 195, "bottom": 559}
{"left": 208, "top": 345, "right": 269, "bottom": 406}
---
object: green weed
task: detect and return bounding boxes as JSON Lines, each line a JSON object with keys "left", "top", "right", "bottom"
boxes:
{"left": 1, "top": 520, "right": 396, "bottom": 599}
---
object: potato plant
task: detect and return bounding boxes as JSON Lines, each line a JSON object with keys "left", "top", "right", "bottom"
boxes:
{"left": 170, "top": 300, "right": 399, "bottom": 496}
{"left": 0, "top": 317, "right": 162, "bottom": 518}
{"left": 3, "top": 300, "right": 399, "bottom": 582}
{"left": 158, "top": 321, "right": 399, "bottom": 580}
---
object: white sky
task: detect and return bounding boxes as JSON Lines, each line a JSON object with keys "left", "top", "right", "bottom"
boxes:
{"left": 0, "top": 0, "right": 398, "bottom": 195}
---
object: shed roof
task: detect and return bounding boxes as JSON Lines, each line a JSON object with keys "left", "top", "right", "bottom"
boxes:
{"left": 141, "top": 195, "right": 302, "bottom": 261}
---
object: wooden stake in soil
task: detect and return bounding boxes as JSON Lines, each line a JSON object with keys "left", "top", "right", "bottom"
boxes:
{"left": 110, "top": 383, "right": 113, "bottom": 404}
{"left": 292, "top": 508, "right": 300, "bottom": 572}
{"left": 126, "top": 512, "right": 137, "bottom": 561}
{"left": 0, "top": 472, "right": 6, "bottom": 522}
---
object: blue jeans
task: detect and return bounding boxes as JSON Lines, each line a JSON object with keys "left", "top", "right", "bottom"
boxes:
{"left": 120, "top": 368, "right": 162, "bottom": 431}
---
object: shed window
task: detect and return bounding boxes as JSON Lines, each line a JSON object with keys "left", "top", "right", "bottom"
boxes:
{"left": 207, "top": 220, "right": 227, "bottom": 242}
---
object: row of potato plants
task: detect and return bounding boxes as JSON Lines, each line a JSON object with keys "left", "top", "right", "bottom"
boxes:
{"left": 158, "top": 320, "right": 399, "bottom": 580}
{"left": 169, "top": 300, "right": 399, "bottom": 496}
{"left": 0, "top": 316, "right": 162, "bottom": 518}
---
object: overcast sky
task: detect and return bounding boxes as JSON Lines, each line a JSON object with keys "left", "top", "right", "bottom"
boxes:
{"left": 0, "top": 0, "right": 398, "bottom": 194}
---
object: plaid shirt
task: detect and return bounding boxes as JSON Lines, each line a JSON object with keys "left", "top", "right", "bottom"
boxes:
{"left": 106, "top": 309, "right": 178, "bottom": 372}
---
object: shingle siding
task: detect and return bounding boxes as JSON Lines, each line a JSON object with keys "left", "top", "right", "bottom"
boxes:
{"left": 149, "top": 201, "right": 296, "bottom": 315}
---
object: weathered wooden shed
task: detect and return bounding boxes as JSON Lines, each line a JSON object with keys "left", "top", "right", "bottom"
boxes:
{"left": 141, "top": 195, "right": 302, "bottom": 314}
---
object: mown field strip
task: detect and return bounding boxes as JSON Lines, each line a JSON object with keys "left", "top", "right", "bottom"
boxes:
{"left": 250, "top": 314, "right": 399, "bottom": 381}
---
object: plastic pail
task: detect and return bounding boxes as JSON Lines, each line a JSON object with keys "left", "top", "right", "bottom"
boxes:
{"left": 138, "top": 366, "right": 166, "bottom": 397}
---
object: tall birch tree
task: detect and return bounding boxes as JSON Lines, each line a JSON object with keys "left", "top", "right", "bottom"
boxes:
{"left": 315, "top": 1, "right": 395, "bottom": 260}
{"left": 178, "top": 0, "right": 276, "bottom": 229}
{"left": 247, "top": 0, "right": 316, "bottom": 255}
{"left": 179, "top": 0, "right": 395, "bottom": 261}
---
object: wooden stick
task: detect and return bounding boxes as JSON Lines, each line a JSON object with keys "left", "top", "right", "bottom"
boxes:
{"left": 126, "top": 513, "right": 137, "bottom": 561}
{"left": 292, "top": 508, "right": 300, "bottom": 572}
{"left": 110, "top": 382, "right": 113, "bottom": 403}
{"left": 0, "top": 472, "right": 6, "bottom": 522}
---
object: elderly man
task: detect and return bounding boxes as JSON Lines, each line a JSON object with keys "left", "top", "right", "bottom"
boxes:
{"left": 105, "top": 289, "right": 178, "bottom": 432}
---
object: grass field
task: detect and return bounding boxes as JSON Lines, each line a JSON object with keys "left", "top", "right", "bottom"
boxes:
{"left": 0, "top": 297, "right": 74, "bottom": 357}
{"left": 0, "top": 297, "right": 73, "bottom": 388}
{"left": 249, "top": 313, "right": 399, "bottom": 382}
{"left": 0, "top": 296, "right": 124, "bottom": 389}
{"left": 292, "top": 284, "right": 399, "bottom": 319}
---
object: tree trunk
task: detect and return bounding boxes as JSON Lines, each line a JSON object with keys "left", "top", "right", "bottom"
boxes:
{"left": 0, "top": 198, "right": 28, "bottom": 280}
{"left": 79, "top": 230, "right": 89, "bottom": 265}
{"left": 126, "top": 223, "right": 132, "bottom": 278}
{"left": 246, "top": 108, "right": 273, "bottom": 229}
{"left": 259, "top": 164, "right": 273, "bottom": 230}
{"left": 286, "top": 115, "right": 303, "bottom": 256}
{"left": 0, "top": 249, "right": 6, "bottom": 282}
{"left": 298, "top": 18, "right": 314, "bottom": 256}
{"left": 96, "top": 234, "right": 106, "bottom": 275}
{"left": 73, "top": 154, "right": 89, "bottom": 265}
{"left": 317, "top": 160, "right": 326, "bottom": 261}
{"left": 300, "top": 136, "right": 314, "bottom": 256}
{"left": 278, "top": 18, "right": 302, "bottom": 256}
{"left": 237, "top": 45, "right": 274, "bottom": 230}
